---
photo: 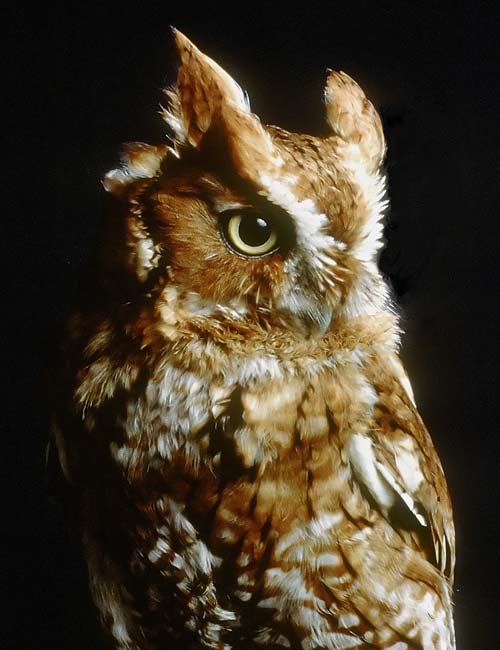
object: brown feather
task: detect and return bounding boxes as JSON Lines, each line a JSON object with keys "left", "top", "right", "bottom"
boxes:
{"left": 52, "top": 29, "right": 455, "bottom": 650}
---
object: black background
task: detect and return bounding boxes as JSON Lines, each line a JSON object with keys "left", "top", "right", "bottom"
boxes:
{"left": 4, "top": 1, "right": 500, "bottom": 648}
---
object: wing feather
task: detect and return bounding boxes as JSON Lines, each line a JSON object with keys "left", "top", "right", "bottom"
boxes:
{"left": 347, "top": 355, "right": 455, "bottom": 580}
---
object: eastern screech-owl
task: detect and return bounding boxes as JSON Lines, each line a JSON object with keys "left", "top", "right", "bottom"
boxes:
{"left": 52, "top": 29, "right": 456, "bottom": 650}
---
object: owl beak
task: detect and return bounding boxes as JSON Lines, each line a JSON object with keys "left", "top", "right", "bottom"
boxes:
{"left": 312, "top": 303, "right": 334, "bottom": 335}
{"left": 279, "top": 293, "right": 334, "bottom": 337}
{"left": 299, "top": 302, "right": 334, "bottom": 336}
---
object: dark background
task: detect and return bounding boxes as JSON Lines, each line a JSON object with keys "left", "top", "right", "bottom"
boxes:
{"left": 4, "top": 1, "right": 500, "bottom": 648}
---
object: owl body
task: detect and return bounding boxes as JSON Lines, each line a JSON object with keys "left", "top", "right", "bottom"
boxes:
{"left": 53, "top": 31, "right": 455, "bottom": 650}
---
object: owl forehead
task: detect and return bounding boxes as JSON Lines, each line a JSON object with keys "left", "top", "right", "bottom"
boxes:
{"left": 253, "top": 125, "right": 386, "bottom": 261}
{"left": 160, "top": 128, "right": 345, "bottom": 221}
{"left": 152, "top": 131, "right": 354, "bottom": 262}
{"left": 262, "top": 126, "right": 346, "bottom": 211}
{"left": 226, "top": 125, "right": 358, "bottom": 258}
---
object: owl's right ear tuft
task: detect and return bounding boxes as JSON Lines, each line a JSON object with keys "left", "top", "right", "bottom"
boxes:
{"left": 162, "top": 29, "right": 251, "bottom": 148}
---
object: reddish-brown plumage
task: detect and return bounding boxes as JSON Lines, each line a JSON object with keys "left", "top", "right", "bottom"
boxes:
{"left": 52, "top": 29, "right": 455, "bottom": 650}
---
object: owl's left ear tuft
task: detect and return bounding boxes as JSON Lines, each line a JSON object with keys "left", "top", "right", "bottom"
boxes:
{"left": 325, "top": 70, "right": 385, "bottom": 172}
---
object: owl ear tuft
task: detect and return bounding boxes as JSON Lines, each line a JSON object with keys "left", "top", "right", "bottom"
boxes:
{"left": 325, "top": 70, "right": 385, "bottom": 172}
{"left": 163, "top": 29, "right": 251, "bottom": 147}
{"left": 163, "top": 30, "right": 274, "bottom": 184}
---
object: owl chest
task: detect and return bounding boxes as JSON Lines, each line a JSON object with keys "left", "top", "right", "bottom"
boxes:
{"left": 91, "top": 356, "right": 375, "bottom": 567}
{"left": 83, "top": 348, "right": 378, "bottom": 511}
{"left": 94, "top": 353, "right": 373, "bottom": 494}
{"left": 78, "top": 352, "right": 411, "bottom": 647}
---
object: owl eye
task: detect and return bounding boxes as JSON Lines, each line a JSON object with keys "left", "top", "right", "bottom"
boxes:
{"left": 221, "top": 211, "right": 280, "bottom": 257}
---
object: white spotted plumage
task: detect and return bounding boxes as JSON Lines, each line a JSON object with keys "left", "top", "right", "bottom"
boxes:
{"left": 51, "top": 29, "right": 456, "bottom": 650}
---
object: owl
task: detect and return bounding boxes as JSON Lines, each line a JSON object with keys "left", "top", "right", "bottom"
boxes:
{"left": 51, "top": 29, "right": 456, "bottom": 650}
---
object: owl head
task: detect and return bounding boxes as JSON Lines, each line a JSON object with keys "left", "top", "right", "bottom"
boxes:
{"left": 103, "top": 30, "right": 389, "bottom": 337}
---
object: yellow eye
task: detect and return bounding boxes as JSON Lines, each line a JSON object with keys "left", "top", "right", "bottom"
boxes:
{"left": 222, "top": 212, "right": 279, "bottom": 257}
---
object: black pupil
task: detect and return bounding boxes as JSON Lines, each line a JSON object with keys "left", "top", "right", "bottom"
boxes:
{"left": 239, "top": 216, "right": 272, "bottom": 247}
